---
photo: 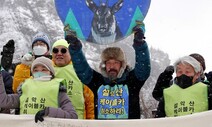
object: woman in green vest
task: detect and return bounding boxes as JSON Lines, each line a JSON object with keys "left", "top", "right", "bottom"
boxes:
{"left": 0, "top": 57, "right": 78, "bottom": 122}
{"left": 155, "top": 56, "right": 212, "bottom": 117}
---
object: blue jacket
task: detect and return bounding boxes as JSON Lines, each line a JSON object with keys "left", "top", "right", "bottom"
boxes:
{"left": 69, "top": 41, "right": 151, "bottom": 119}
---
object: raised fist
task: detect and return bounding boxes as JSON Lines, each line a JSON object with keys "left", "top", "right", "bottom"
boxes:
{"left": 133, "top": 26, "right": 145, "bottom": 41}
{"left": 205, "top": 71, "right": 212, "bottom": 83}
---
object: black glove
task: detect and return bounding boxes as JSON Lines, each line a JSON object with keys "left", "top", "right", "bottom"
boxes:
{"left": 152, "top": 65, "right": 174, "bottom": 100}
{"left": 1, "top": 40, "right": 15, "bottom": 71}
{"left": 1, "top": 39, "right": 15, "bottom": 55}
{"left": 65, "top": 30, "right": 78, "bottom": 43}
{"left": 132, "top": 25, "right": 145, "bottom": 41}
{"left": 160, "top": 65, "right": 174, "bottom": 85}
{"left": 205, "top": 71, "right": 212, "bottom": 83}
{"left": 64, "top": 25, "right": 82, "bottom": 50}
{"left": 35, "top": 109, "right": 46, "bottom": 123}
{"left": 164, "top": 65, "right": 174, "bottom": 74}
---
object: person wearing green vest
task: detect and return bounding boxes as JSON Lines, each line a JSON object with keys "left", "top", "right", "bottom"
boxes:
{"left": 152, "top": 53, "right": 209, "bottom": 101}
{"left": 155, "top": 56, "right": 212, "bottom": 118}
{"left": 0, "top": 56, "right": 78, "bottom": 122}
{"left": 66, "top": 24, "right": 151, "bottom": 119}
{"left": 51, "top": 39, "right": 94, "bottom": 119}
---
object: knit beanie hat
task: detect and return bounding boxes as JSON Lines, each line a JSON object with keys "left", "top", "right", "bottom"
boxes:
{"left": 32, "top": 32, "right": 51, "bottom": 50}
{"left": 100, "top": 47, "right": 127, "bottom": 78}
{"left": 52, "top": 39, "right": 69, "bottom": 49}
{"left": 189, "top": 53, "right": 206, "bottom": 71}
{"left": 31, "top": 56, "right": 55, "bottom": 76}
{"left": 174, "top": 56, "right": 201, "bottom": 73}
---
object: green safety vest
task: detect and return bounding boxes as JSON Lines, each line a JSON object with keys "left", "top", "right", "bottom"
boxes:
{"left": 19, "top": 78, "right": 64, "bottom": 114}
{"left": 54, "top": 63, "right": 84, "bottom": 119}
{"left": 164, "top": 82, "right": 208, "bottom": 117}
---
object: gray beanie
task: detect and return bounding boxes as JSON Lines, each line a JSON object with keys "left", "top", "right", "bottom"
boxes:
{"left": 31, "top": 56, "right": 55, "bottom": 76}
{"left": 32, "top": 32, "right": 51, "bottom": 50}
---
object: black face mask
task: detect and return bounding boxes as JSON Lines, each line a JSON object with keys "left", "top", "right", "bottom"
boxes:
{"left": 175, "top": 74, "right": 194, "bottom": 89}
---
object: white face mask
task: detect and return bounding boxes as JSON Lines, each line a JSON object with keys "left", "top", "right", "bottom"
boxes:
{"left": 33, "top": 46, "right": 48, "bottom": 55}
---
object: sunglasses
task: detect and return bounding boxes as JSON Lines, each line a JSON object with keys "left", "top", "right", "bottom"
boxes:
{"left": 52, "top": 48, "right": 67, "bottom": 54}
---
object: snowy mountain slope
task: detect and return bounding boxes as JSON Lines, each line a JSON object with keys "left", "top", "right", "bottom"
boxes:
{"left": 0, "top": 0, "right": 64, "bottom": 63}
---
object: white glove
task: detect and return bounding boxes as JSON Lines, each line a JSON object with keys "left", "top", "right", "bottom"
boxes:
{"left": 21, "top": 53, "right": 34, "bottom": 66}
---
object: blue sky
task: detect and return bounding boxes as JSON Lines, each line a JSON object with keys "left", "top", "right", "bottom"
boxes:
{"left": 145, "top": 0, "right": 212, "bottom": 72}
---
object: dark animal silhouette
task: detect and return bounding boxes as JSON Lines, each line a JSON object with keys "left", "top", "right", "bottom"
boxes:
{"left": 86, "top": 0, "right": 124, "bottom": 44}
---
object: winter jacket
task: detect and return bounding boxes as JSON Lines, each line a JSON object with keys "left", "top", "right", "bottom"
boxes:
{"left": 0, "top": 73, "right": 78, "bottom": 119}
{"left": 69, "top": 41, "right": 151, "bottom": 119}
{"left": 12, "top": 62, "right": 94, "bottom": 119}
{"left": 0, "top": 70, "right": 13, "bottom": 113}
{"left": 12, "top": 63, "right": 31, "bottom": 93}
{"left": 155, "top": 82, "right": 212, "bottom": 118}
{"left": 83, "top": 85, "right": 94, "bottom": 119}
{"left": 2, "top": 70, "right": 13, "bottom": 94}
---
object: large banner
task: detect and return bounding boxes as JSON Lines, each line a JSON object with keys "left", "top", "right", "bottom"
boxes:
{"left": 1, "top": 110, "right": 212, "bottom": 127}
{"left": 55, "top": 0, "right": 151, "bottom": 44}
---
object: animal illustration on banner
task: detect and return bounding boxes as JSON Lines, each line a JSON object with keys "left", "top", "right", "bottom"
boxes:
{"left": 55, "top": 0, "right": 151, "bottom": 44}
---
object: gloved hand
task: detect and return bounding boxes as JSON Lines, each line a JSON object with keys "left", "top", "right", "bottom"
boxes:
{"left": 205, "top": 71, "right": 212, "bottom": 83}
{"left": 21, "top": 53, "right": 34, "bottom": 66}
{"left": 164, "top": 65, "right": 175, "bottom": 74}
{"left": 2, "top": 39, "right": 15, "bottom": 51}
{"left": 159, "top": 65, "right": 175, "bottom": 85}
{"left": 64, "top": 25, "right": 82, "bottom": 50}
{"left": 152, "top": 65, "right": 174, "bottom": 100}
{"left": 133, "top": 25, "right": 145, "bottom": 40}
{"left": 35, "top": 109, "right": 46, "bottom": 123}
{"left": 1, "top": 40, "right": 15, "bottom": 71}
{"left": 65, "top": 31, "right": 79, "bottom": 44}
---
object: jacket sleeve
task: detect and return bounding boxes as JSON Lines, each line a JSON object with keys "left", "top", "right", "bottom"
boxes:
{"left": 133, "top": 41, "right": 151, "bottom": 81}
{"left": 12, "top": 64, "right": 31, "bottom": 93}
{"left": 0, "top": 72, "right": 20, "bottom": 109}
{"left": 208, "top": 85, "right": 212, "bottom": 110}
{"left": 69, "top": 44, "right": 93, "bottom": 84}
{"left": 83, "top": 85, "right": 95, "bottom": 119}
{"left": 2, "top": 70, "right": 13, "bottom": 94}
{"left": 46, "top": 91, "right": 78, "bottom": 119}
{"left": 155, "top": 98, "right": 166, "bottom": 118}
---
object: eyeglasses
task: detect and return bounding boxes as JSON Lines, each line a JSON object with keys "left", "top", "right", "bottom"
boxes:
{"left": 52, "top": 48, "right": 67, "bottom": 54}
